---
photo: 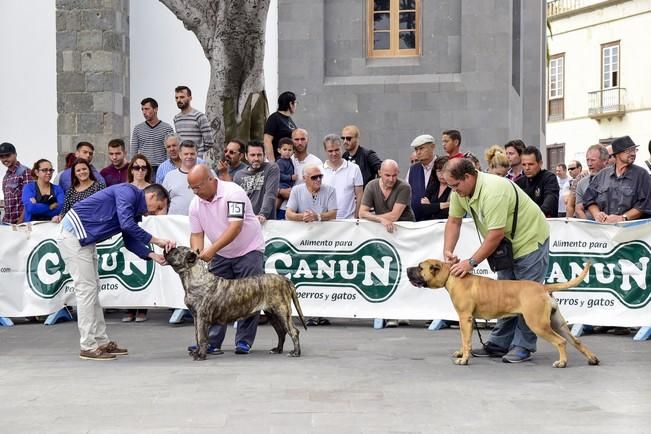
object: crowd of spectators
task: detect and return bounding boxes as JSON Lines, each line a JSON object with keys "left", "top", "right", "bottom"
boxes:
{"left": 2, "top": 87, "right": 651, "bottom": 335}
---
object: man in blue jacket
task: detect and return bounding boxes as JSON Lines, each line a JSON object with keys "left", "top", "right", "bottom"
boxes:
{"left": 56, "top": 183, "right": 175, "bottom": 361}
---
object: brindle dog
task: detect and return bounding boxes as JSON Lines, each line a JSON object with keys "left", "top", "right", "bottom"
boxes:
{"left": 165, "top": 246, "right": 307, "bottom": 360}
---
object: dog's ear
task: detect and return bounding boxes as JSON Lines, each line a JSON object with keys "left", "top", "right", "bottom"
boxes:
{"left": 429, "top": 263, "right": 441, "bottom": 274}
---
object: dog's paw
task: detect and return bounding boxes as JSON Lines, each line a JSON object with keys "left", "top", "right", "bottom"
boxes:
{"left": 552, "top": 360, "right": 567, "bottom": 368}
{"left": 454, "top": 358, "right": 469, "bottom": 365}
{"left": 269, "top": 347, "right": 283, "bottom": 354}
{"left": 288, "top": 350, "right": 301, "bottom": 357}
{"left": 588, "top": 356, "right": 600, "bottom": 365}
{"left": 452, "top": 350, "right": 463, "bottom": 358}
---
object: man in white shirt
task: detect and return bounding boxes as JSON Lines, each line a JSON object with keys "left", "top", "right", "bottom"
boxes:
{"left": 321, "top": 134, "right": 363, "bottom": 219}
{"left": 162, "top": 140, "right": 201, "bottom": 215}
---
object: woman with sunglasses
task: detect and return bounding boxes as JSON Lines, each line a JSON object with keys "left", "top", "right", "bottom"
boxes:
{"left": 53, "top": 158, "right": 105, "bottom": 223}
{"left": 128, "top": 154, "right": 153, "bottom": 189}
{"left": 22, "top": 159, "right": 65, "bottom": 222}
{"left": 122, "top": 154, "right": 153, "bottom": 323}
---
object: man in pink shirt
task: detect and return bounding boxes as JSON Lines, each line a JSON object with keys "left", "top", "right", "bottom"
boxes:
{"left": 186, "top": 164, "right": 265, "bottom": 355}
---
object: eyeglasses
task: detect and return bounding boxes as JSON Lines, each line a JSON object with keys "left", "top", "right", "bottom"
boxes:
{"left": 309, "top": 174, "right": 324, "bottom": 181}
{"left": 568, "top": 166, "right": 577, "bottom": 170}
{"left": 340, "top": 136, "right": 355, "bottom": 142}
{"left": 132, "top": 165, "right": 148, "bottom": 171}
{"left": 225, "top": 150, "right": 239, "bottom": 155}
{"left": 448, "top": 180, "right": 462, "bottom": 190}
{"left": 39, "top": 168, "right": 55, "bottom": 173}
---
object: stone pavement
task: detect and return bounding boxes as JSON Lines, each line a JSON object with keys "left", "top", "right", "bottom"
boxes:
{"left": 1, "top": 311, "right": 649, "bottom": 434}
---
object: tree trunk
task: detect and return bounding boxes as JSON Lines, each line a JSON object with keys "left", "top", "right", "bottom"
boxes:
{"left": 159, "top": 0, "right": 270, "bottom": 166}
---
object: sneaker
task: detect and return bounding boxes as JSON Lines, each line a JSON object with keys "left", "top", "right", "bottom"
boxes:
{"left": 385, "top": 319, "right": 399, "bottom": 328}
{"left": 235, "top": 341, "right": 251, "bottom": 355}
{"left": 135, "top": 312, "right": 147, "bottom": 322}
{"left": 306, "top": 318, "right": 318, "bottom": 327}
{"left": 471, "top": 344, "right": 508, "bottom": 358}
{"left": 98, "top": 341, "right": 128, "bottom": 356}
{"left": 80, "top": 349, "right": 116, "bottom": 361}
{"left": 121, "top": 313, "right": 135, "bottom": 322}
{"left": 186, "top": 344, "right": 224, "bottom": 355}
{"left": 317, "top": 317, "right": 331, "bottom": 326}
{"left": 502, "top": 346, "right": 532, "bottom": 363}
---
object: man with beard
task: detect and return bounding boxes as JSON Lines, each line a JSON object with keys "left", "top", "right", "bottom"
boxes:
{"left": 162, "top": 140, "right": 203, "bottom": 215}
{"left": 217, "top": 139, "right": 248, "bottom": 181}
{"left": 341, "top": 125, "right": 382, "bottom": 187}
{"left": 504, "top": 139, "right": 526, "bottom": 182}
{"left": 173, "top": 86, "right": 214, "bottom": 157}
{"left": 130, "top": 97, "right": 174, "bottom": 175}
{"left": 584, "top": 136, "right": 651, "bottom": 223}
{"left": 516, "top": 146, "right": 560, "bottom": 217}
{"left": 233, "top": 140, "right": 280, "bottom": 224}
{"left": 574, "top": 144, "right": 609, "bottom": 220}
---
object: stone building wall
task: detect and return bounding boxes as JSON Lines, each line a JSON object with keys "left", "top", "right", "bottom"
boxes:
{"left": 55, "top": 0, "right": 129, "bottom": 169}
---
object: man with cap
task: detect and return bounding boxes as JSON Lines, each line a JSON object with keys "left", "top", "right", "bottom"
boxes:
{"left": 583, "top": 136, "right": 651, "bottom": 223}
{"left": 407, "top": 134, "right": 437, "bottom": 221}
{"left": 1, "top": 142, "right": 32, "bottom": 224}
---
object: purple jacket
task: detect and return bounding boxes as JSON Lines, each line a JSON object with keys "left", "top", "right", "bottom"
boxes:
{"left": 66, "top": 183, "right": 154, "bottom": 259}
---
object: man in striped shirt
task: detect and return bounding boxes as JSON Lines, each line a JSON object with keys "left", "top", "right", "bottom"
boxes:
{"left": 173, "top": 86, "right": 214, "bottom": 157}
{"left": 130, "top": 97, "right": 174, "bottom": 175}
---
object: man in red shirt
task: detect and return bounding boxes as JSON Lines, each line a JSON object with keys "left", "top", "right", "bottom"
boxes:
{"left": 100, "top": 139, "right": 129, "bottom": 186}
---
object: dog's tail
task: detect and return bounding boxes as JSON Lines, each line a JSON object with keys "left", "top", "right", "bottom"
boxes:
{"left": 544, "top": 261, "right": 591, "bottom": 292}
{"left": 289, "top": 281, "right": 308, "bottom": 330}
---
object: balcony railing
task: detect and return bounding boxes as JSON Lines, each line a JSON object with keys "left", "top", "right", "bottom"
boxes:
{"left": 547, "top": 0, "right": 617, "bottom": 18}
{"left": 588, "top": 87, "right": 626, "bottom": 119}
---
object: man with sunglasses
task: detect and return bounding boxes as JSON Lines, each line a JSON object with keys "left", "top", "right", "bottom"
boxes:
{"left": 341, "top": 125, "right": 382, "bottom": 188}
{"left": 583, "top": 136, "right": 651, "bottom": 224}
{"left": 217, "top": 139, "right": 248, "bottom": 181}
{"left": 286, "top": 164, "right": 337, "bottom": 223}
{"left": 0, "top": 142, "right": 31, "bottom": 224}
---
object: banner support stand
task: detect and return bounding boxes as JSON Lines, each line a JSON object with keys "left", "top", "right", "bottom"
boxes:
{"left": 571, "top": 323, "right": 592, "bottom": 336}
{"left": 428, "top": 319, "right": 450, "bottom": 331}
{"left": 634, "top": 327, "right": 651, "bottom": 341}
{"left": 44, "top": 307, "right": 73, "bottom": 326}
{"left": 0, "top": 317, "right": 14, "bottom": 327}
{"left": 169, "top": 308, "right": 192, "bottom": 324}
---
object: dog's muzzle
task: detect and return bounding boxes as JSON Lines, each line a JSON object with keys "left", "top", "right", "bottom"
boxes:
{"left": 406, "top": 266, "right": 426, "bottom": 288}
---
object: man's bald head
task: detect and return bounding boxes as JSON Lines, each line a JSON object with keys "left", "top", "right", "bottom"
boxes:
{"left": 380, "top": 159, "right": 399, "bottom": 172}
{"left": 379, "top": 159, "right": 399, "bottom": 189}
{"left": 188, "top": 164, "right": 216, "bottom": 201}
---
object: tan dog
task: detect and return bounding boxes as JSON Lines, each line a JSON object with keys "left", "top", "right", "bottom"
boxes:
{"left": 407, "top": 259, "right": 600, "bottom": 368}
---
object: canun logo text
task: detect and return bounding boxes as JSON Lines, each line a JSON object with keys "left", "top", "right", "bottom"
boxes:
{"left": 264, "top": 238, "right": 402, "bottom": 302}
{"left": 26, "top": 238, "right": 155, "bottom": 299}
{"left": 548, "top": 241, "right": 650, "bottom": 308}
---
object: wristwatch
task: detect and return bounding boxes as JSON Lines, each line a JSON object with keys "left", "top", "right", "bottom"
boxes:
{"left": 622, "top": 214, "right": 629, "bottom": 221}
{"left": 468, "top": 257, "right": 479, "bottom": 268}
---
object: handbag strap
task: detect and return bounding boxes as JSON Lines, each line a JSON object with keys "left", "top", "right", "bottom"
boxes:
{"left": 469, "top": 181, "right": 519, "bottom": 243}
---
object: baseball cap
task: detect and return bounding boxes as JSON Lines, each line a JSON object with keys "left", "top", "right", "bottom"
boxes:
{"left": 611, "top": 136, "right": 637, "bottom": 155}
{"left": 410, "top": 134, "right": 435, "bottom": 148}
{"left": 0, "top": 142, "right": 17, "bottom": 155}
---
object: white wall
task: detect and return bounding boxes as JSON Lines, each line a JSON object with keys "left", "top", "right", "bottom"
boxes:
{"left": 547, "top": 1, "right": 651, "bottom": 164}
{"left": 0, "top": 2, "right": 57, "bottom": 199}
{"left": 130, "top": 0, "right": 278, "bottom": 134}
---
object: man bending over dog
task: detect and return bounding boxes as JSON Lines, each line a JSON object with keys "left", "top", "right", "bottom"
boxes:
{"left": 186, "top": 164, "right": 265, "bottom": 355}
{"left": 442, "top": 157, "right": 550, "bottom": 363}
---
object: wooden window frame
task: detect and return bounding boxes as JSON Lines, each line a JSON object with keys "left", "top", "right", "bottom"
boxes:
{"left": 546, "top": 143, "right": 565, "bottom": 170}
{"left": 367, "top": 0, "right": 421, "bottom": 58}
{"left": 601, "top": 41, "right": 620, "bottom": 90}
{"left": 548, "top": 53, "right": 564, "bottom": 120}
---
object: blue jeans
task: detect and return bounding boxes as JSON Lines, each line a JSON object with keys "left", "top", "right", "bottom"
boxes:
{"left": 205, "top": 250, "right": 264, "bottom": 348}
{"left": 486, "top": 238, "right": 550, "bottom": 353}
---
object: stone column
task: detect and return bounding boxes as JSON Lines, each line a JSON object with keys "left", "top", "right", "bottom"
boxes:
{"left": 55, "top": 0, "right": 129, "bottom": 169}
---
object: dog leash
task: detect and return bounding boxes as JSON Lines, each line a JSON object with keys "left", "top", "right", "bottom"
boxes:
{"left": 473, "top": 319, "right": 487, "bottom": 347}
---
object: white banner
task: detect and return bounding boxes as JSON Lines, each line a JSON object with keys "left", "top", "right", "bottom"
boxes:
{"left": 1, "top": 217, "right": 650, "bottom": 327}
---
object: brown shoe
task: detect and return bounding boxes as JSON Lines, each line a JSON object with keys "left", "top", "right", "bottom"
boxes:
{"left": 99, "top": 341, "right": 128, "bottom": 356}
{"left": 80, "top": 349, "right": 116, "bottom": 361}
